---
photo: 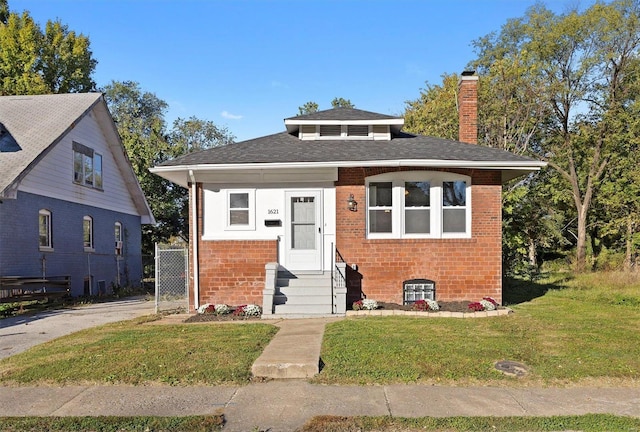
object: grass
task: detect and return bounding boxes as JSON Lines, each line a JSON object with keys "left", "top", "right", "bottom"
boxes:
{"left": 0, "top": 316, "right": 278, "bottom": 385}
{"left": 0, "top": 415, "right": 224, "bottom": 431}
{"left": 298, "top": 414, "right": 640, "bottom": 431}
{"left": 1, "top": 414, "right": 638, "bottom": 432}
{"left": 314, "top": 271, "right": 640, "bottom": 385}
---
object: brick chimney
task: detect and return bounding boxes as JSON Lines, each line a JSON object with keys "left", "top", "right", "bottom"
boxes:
{"left": 458, "top": 71, "right": 478, "bottom": 144}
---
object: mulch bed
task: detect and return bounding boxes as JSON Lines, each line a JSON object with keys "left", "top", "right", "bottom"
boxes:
{"left": 184, "top": 301, "right": 477, "bottom": 322}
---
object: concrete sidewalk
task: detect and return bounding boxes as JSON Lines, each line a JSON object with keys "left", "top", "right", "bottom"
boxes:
{"left": 1, "top": 381, "right": 639, "bottom": 431}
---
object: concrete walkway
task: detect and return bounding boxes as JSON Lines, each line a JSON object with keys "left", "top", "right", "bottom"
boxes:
{"left": 251, "top": 318, "right": 340, "bottom": 379}
{"left": 1, "top": 382, "right": 639, "bottom": 431}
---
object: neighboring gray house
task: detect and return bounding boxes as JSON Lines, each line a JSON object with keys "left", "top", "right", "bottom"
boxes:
{"left": 0, "top": 93, "right": 154, "bottom": 297}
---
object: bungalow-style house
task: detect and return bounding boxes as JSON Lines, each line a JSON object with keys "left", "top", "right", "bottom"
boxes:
{"left": 151, "top": 73, "right": 545, "bottom": 316}
{"left": 0, "top": 93, "right": 154, "bottom": 298}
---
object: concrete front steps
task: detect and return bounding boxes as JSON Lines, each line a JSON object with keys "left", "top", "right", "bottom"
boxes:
{"left": 264, "top": 271, "right": 336, "bottom": 319}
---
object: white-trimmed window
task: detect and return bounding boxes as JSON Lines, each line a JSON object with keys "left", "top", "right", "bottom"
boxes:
{"left": 366, "top": 172, "right": 471, "bottom": 239}
{"left": 115, "top": 222, "right": 123, "bottom": 256}
{"left": 226, "top": 190, "right": 255, "bottom": 230}
{"left": 83, "top": 216, "right": 94, "bottom": 250}
{"left": 73, "top": 141, "right": 103, "bottom": 189}
{"left": 39, "top": 209, "right": 52, "bottom": 250}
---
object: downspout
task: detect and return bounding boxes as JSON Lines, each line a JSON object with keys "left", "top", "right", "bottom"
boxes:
{"left": 189, "top": 170, "right": 200, "bottom": 311}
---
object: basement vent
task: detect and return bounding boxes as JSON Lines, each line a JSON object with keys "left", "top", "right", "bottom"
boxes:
{"left": 319, "top": 125, "right": 342, "bottom": 136}
{"left": 347, "top": 125, "right": 369, "bottom": 136}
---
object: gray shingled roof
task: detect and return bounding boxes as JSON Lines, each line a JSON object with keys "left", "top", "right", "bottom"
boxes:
{"left": 159, "top": 131, "right": 537, "bottom": 167}
{"left": 286, "top": 107, "right": 402, "bottom": 121}
{"left": 0, "top": 93, "right": 102, "bottom": 197}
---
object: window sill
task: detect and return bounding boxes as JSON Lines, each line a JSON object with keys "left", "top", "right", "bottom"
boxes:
{"left": 84, "top": 247, "right": 95, "bottom": 253}
{"left": 39, "top": 246, "right": 54, "bottom": 252}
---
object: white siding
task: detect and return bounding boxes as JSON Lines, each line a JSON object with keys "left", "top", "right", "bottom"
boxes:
{"left": 202, "top": 183, "right": 336, "bottom": 271}
{"left": 18, "top": 109, "right": 139, "bottom": 215}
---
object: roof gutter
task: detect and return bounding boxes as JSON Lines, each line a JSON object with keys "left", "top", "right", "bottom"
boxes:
{"left": 151, "top": 158, "right": 547, "bottom": 173}
{"left": 189, "top": 170, "right": 200, "bottom": 311}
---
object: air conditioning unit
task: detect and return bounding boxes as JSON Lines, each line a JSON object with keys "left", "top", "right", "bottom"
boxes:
{"left": 115, "top": 241, "right": 123, "bottom": 255}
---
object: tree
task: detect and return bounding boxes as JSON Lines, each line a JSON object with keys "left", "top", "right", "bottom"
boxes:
{"left": 298, "top": 101, "right": 318, "bottom": 115}
{"left": 0, "top": 1, "right": 96, "bottom": 95}
{"left": 404, "top": 73, "right": 459, "bottom": 140}
{"left": 169, "top": 116, "right": 235, "bottom": 154}
{"left": 472, "top": 0, "right": 640, "bottom": 272}
{"left": 331, "top": 97, "right": 354, "bottom": 108}
{"left": 103, "top": 81, "right": 236, "bottom": 254}
{"left": 103, "top": 81, "right": 179, "bottom": 254}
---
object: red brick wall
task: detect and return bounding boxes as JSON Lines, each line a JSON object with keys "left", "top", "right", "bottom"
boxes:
{"left": 187, "top": 184, "right": 277, "bottom": 311}
{"left": 336, "top": 167, "right": 503, "bottom": 304}
{"left": 458, "top": 75, "right": 478, "bottom": 144}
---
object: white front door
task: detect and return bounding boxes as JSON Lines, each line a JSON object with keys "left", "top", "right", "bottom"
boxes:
{"left": 284, "top": 190, "right": 322, "bottom": 271}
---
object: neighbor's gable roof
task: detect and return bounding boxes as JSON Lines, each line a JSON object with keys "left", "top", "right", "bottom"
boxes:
{"left": 0, "top": 93, "right": 154, "bottom": 223}
{"left": 153, "top": 130, "right": 546, "bottom": 187}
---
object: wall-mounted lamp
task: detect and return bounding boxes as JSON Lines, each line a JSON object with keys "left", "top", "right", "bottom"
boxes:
{"left": 347, "top": 194, "right": 358, "bottom": 212}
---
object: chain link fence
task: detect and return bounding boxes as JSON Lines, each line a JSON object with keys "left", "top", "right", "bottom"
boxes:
{"left": 154, "top": 243, "right": 189, "bottom": 313}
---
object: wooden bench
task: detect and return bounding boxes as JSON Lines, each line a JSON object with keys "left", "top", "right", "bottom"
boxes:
{"left": 0, "top": 276, "right": 71, "bottom": 303}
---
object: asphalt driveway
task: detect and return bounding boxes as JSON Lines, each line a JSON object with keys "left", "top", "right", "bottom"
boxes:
{"left": 0, "top": 297, "right": 155, "bottom": 360}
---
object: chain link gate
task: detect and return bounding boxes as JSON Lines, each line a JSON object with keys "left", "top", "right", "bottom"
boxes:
{"left": 154, "top": 243, "right": 189, "bottom": 313}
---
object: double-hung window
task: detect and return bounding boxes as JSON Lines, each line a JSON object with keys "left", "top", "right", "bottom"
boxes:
{"left": 73, "top": 142, "right": 103, "bottom": 189}
{"left": 366, "top": 172, "right": 471, "bottom": 239}
{"left": 39, "top": 209, "right": 52, "bottom": 250}
{"left": 226, "top": 190, "right": 255, "bottom": 230}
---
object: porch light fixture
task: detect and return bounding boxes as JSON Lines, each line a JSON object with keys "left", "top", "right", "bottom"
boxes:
{"left": 347, "top": 194, "right": 358, "bottom": 212}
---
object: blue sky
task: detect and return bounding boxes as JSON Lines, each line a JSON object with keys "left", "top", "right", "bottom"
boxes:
{"left": 13, "top": 0, "right": 587, "bottom": 142}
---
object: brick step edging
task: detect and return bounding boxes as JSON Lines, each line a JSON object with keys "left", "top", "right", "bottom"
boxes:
{"left": 346, "top": 308, "right": 512, "bottom": 318}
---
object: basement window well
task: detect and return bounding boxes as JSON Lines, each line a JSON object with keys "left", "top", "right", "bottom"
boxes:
{"left": 403, "top": 279, "right": 435, "bottom": 304}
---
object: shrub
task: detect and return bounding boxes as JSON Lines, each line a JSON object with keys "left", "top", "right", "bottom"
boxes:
{"left": 412, "top": 299, "right": 440, "bottom": 311}
{"left": 353, "top": 299, "right": 378, "bottom": 311}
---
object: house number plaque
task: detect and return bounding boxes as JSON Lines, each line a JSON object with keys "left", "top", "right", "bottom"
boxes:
{"left": 267, "top": 209, "right": 279, "bottom": 215}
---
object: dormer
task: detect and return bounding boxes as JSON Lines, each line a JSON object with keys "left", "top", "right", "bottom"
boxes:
{"left": 284, "top": 107, "right": 404, "bottom": 141}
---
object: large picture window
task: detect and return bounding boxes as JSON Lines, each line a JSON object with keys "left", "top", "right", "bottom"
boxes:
{"left": 73, "top": 142, "right": 103, "bottom": 189}
{"left": 366, "top": 172, "right": 471, "bottom": 239}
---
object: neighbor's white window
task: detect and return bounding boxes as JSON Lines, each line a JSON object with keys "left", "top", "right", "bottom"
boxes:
{"left": 366, "top": 172, "right": 471, "bottom": 239}
{"left": 39, "top": 209, "right": 52, "bottom": 250}
{"left": 115, "top": 222, "right": 123, "bottom": 256}
{"left": 226, "top": 190, "right": 255, "bottom": 230}
{"left": 83, "top": 216, "right": 94, "bottom": 250}
{"left": 73, "top": 141, "right": 103, "bottom": 190}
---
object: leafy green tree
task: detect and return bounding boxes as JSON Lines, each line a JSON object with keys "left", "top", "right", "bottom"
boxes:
{"left": 298, "top": 101, "right": 319, "bottom": 115}
{"left": 169, "top": 116, "right": 234, "bottom": 153}
{"left": 331, "top": 97, "right": 354, "bottom": 108}
{"left": 103, "top": 81, "right": 180, "bottom": 253}
{"left": 404, "top": 73, "right": 459, "bottom": 140}
{"left": 104, "top": 81, "right": 236, "bottom": 254}
{"left": 0, "top": 2, "right": 96, "bottom": 95}
{"left": 472, "top": 0, "right": 640, "bottom": 272}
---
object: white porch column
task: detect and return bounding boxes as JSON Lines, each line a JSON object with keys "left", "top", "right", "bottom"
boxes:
{"left": 262, "top": 262, "right": 278, "bottom": 315}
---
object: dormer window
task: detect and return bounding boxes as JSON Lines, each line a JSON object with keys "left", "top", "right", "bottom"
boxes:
{"left": 347, "top": 125, "right": 369, "bottom": 137}
{"left": 320, "top": 125, "right": 341, "bottom": 137}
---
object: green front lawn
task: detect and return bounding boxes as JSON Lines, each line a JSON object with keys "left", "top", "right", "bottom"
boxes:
{"left": 314, "top": 272, "right": 640, "bottom": 385}
{"left": 0, "top": 317, "right": 277, "bottom": 385}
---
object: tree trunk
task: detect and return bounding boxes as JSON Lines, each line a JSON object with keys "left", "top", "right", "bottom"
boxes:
{"left": 576, "top": 206, "right": 588, "bottom": 273}
{"left": 528, "top": 236, "right": 537, "bottom": 267}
